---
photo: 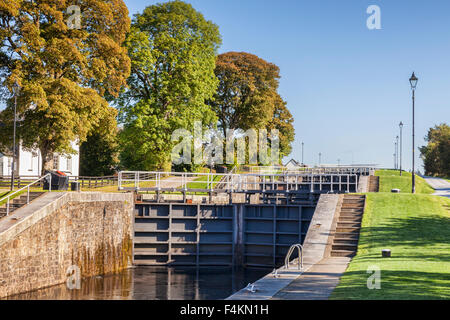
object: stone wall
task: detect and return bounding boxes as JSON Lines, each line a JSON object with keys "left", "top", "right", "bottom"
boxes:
{"left": 0, "top": 192, "right": 134, "bottom": 298}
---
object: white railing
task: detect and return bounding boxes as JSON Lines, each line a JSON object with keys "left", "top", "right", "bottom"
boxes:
{"left": 118, "top": 171, "right": 359, "bottom": 193}
{"left": 247, "top": 166, "right": 376, "bottom": 176}
{"left": 0, "top": 173, "right": 51, "bottom": 216}
{"left": 285, "top": 244, "right": 303, "bottom": 270}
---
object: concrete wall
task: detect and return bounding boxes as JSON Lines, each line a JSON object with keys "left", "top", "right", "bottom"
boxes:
{"left": 0, "top": 192, "right": 134, "bottom": 298}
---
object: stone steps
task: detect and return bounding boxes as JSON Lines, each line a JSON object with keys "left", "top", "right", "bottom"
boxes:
{"left": 332, "top": 243, "right": 358, "bottom": 251}
{"left": 341, "top": 204, "right": 364, "bottom": 209}
{"left": 340, "top": 208, "right": 364, "bottom": 213}
{"left": 334, "top": 232, "right": 360, "bottom": 240}
{"left": 330, "top": 194, "right": 365, "bottom": 258}
{"left": 0, "top": 192, "right": 45, "bottom": 218}
{"left": 333, "top": 239, "right": 359, "bottom": 245}
{"left": 339, "top": 216, "right": 362, "bottom": 222}
{"left": 336, "top": 226, "right": 361, "bottom": 233}
{"left": 337, "top": 221, "right": 361, "bottom": 228}
{"left": 368, "top": 176, "right": 380, "bottom": 192}
{"left": 330, "top": 250, "right": 356, "bottom": 258}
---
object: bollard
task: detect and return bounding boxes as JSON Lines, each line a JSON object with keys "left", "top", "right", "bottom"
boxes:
{"left": 382, "top": 249, "right": 391, "bottom": 257}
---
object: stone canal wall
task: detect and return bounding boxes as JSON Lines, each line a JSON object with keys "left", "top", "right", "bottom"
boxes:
{"left": 0, "top": 192, "right": 134, "bottom": 298}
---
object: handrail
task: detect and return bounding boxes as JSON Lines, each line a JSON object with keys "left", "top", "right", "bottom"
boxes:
{"left": 118, "top": 171, "right": 359, "bottom": 193}
{"left": 215, "top": 166, "right": 237, "bottom": 190}
{"left": 284, "top": 244, "right": 303, "bottom": 270}
{"left": 0, "top": 173, "right": 51, "bottom": 216}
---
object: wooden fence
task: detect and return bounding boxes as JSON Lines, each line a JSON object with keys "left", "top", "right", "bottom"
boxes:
{"left": 0, "top": 175, "right": 118, "bottom": 189}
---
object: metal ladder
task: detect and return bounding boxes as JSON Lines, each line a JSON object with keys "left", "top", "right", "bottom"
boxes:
{"left": 284, "top": 244, "right": 303, "bottom": 270}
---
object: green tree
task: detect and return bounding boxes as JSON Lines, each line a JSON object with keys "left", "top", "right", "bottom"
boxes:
{"left": 267, "top": 95, "right": 295, "bottom": 158}
{"left": 209, "top": 51, "right": 295, "bottom": 161}
{"left": 420, "top": 123, "right": 450, "bottom": 178}
{"left": 118, "top": 1, "right": 221, "bottom": 171}
{"left": 0, "top": 0, "right": 130, "bottom": 173}
{"left": 79, "top": 111, "right": 119, "bottom": 177}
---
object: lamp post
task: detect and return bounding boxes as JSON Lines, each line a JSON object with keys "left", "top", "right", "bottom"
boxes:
{"left": 399, "top": 122, "right": 403, "bottom": 176}
{"left": 10, "top": 82, "right": 20, "bottom": 191}
{"left": 409, "top": 72, "right": 418, "bottom": 193}
{"left": 318, "top": 152, "right": 322, "bottom": 166}
{"left": 396, "top": 135, "right": 399, "bottom": 169}
{"left": 301, "top": 142, "right": 304, "bottom": 165}
{"left": 393, "top": 152, "right": 396, "bottom": 170}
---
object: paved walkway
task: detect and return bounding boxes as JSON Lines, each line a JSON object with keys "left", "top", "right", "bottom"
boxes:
{"left": 271, "top": 257, "right": 351, "bottom": 300}
{"left": 423, "top": 177, "right": 450, "bottom": 198}
{"left": 159, "top": 176, "right": 197, "bottom": 189}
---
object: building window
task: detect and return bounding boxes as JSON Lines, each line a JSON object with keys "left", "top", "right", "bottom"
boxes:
{"left": 53, "top": 154, "right": 59, "bottom": 170}
{"left": 67, "top": 156, "right": 72, "bottom": 173}
{"left": 30, "top": 152, "right": 36, "bottom": 172}
{"left": 8, "top": 157, "right": 12, "bottom": 175}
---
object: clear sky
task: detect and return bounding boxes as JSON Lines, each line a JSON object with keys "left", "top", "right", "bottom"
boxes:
{"left": 123, "top": 0, "right": 450, "bottom": 171}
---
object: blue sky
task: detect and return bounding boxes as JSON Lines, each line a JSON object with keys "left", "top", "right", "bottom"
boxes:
{"left": 123, "top": 0, "right": 450, "bottom": 170}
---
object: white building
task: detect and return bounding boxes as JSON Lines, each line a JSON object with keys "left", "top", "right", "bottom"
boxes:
{"left": 0, "top": 142, "right": 79, "bottom": 177}
{"left": 284, "top": 158, "right": 308, "bottom": 171}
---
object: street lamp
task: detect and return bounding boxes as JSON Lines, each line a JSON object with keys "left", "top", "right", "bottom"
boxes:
{"left": 393, "top": 152, "right": 396, "bottom": 170}
{"left": 409, "top": 72, "right": 418, "bottom": 193}
{"left": 10, "top": 82, "right": 20, "bottom": 191}
{"left": 399, "top": 122, "right": 403, "bottom": 176}
{"left": 301, "top": 142, "right": 304, "bottom": 165}
{"left": 318, "top": 152, "right": 322, "bottom": 166}
{"left": 396, "top": 135, "right": 399, "bottom": 169}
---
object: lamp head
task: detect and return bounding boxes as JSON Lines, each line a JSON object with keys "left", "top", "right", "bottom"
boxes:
{"left": 409, "top": 72, "right": 418, "bottom": 89}
{"left": 12, "top": 82, "right": 21, "bottom": 94}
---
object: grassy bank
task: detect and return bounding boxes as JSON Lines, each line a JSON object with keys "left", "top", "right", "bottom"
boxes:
{"left": 185, "top": 175, "right": 222, "bottom": 189}
{"left": 331, "top": 171, "right": 450, "bottom": 299}
{"left": 376, "top": 170, "right": 434, "bottom": 194}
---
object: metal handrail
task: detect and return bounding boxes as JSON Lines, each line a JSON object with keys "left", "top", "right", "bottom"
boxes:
{"left": 284, "top": 244, "right": 303, "bottom": 270}
{"left": 0, "top": 173, "right": 51, "bottom": 216}
{"left": 215, "top": 166, "right": 237, "bottom": 190}
{"left": 118, "top": 171, "right": 359, "bottom": 193}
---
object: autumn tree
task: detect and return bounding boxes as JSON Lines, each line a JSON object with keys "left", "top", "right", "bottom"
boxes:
{"left": 117, "top": 1, "right": 221, "bottom": 171}
{"left": 0, "top": 0, "right": 130, "bottom": 173}
{"left": 209, "top": 52, "right": 295, "bottom": 161}
{"left": 420, "top": 123, "right": 450, "bottom": 178}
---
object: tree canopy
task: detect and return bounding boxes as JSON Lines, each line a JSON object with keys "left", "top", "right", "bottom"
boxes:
{"left": 0, "top": 0, "right": 130, "bottom": 173}
{"left": 118, "top": 0, "right": 221, "bottom": 171}
{"left": 420, "top": 123, "right": 450, "bottom": 178}
{"left": 209, "top": 51, "right": 295, "bottom": 160}
{"left": 79, "top": 110, "right": 119, "bottom": 177}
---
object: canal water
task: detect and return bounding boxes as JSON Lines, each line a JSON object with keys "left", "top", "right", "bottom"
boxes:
{"left": 6, "top": 267, "right": 271, "bottom": 300}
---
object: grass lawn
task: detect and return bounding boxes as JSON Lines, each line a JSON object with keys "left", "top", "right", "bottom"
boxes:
{"left": 331, "top": 171, "right": 450, "bottom": 300}
{"left": 0, "top": 189, "right": 43, "bottom": 206}
{"left": 185, "top": 175, "right": 222, "bottom": 190}
{"left": 376, "top": 169, "right": 434, "bottom": 194}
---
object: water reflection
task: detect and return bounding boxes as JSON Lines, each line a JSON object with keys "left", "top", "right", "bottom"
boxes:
{"left": 6, "top": 267, "right": 270, "bottom": 300}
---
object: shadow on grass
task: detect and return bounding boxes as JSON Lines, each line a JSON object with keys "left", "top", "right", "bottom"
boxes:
{"left": 332, "top": 269, "right": 450, "bottom": 299}
{"left": 358, "top": 215, "right": 450, "bottom": 252}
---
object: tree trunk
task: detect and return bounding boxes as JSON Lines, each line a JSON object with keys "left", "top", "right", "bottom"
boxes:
{"left": 40, "top": 148, "right": 54, "bottom": 175}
